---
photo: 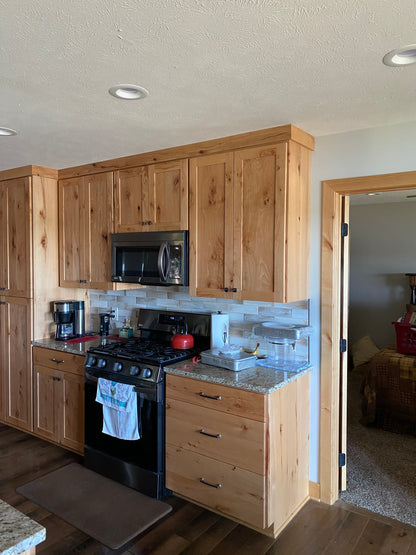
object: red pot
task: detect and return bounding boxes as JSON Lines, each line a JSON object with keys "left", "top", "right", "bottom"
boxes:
{"left": 170, "top": 324, "right": 194, "bottom": 349}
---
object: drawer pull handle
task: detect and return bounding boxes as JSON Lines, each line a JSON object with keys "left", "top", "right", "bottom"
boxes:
{"left": 51, "top": 358, "right": 65, "bottom": 364}
{"left": 199, "top": 392, "right": 221, "bottom": 401}
{"left": 200, "top": 478, "right": 221, "bottom": 489}
{"left": 200, "top": 429, "right": 221, "bottom": 439}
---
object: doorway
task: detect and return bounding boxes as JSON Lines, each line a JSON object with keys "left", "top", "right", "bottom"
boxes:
{"left": 319, "top": 169, "right": 416, "bottom": 505}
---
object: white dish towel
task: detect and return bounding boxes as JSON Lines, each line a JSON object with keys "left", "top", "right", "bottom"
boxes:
{"left": 95, "top": 378, "right": 140, "bottom": 440}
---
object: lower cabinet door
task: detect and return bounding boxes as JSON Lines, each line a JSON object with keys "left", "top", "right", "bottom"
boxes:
{"left": 166, "top": 444, "right": 268, "bottom": 529}
{"left": 61, "top": 371, "right": 84, "bottom": 453}
{"left": 34, "top": 365, "right": 60, "bottom": 443}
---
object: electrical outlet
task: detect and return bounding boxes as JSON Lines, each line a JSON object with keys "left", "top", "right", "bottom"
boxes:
{"left": 111, "top": 307, "right": 119, "bottom": 321}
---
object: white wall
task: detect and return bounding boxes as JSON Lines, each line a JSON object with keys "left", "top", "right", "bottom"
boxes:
{"left": 349, "top": 202, "right": 416, "bottom": 349}
{"left": 309, "top": 120, "right": 416, "bottom": 481}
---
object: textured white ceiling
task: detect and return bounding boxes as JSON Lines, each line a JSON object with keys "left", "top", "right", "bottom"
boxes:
{"left": 1, "top": 0, "right": 415, "bottom": 171}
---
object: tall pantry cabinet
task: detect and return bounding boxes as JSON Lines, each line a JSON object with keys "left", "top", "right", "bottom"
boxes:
{"left": 0, "top": 167, "right": 82, "bottom": 432}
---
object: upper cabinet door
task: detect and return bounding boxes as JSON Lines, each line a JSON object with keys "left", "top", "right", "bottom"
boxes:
{"left": 87, "top": 173, "right": 114, "bottom": 289}
{"left": 114, "top": 166, "right": 149, "bottom": 233}
{"left": 189, "top": 153, "right": 234, "bottom": 298}
{"left": 0, "top": 178, "right": 31, "bottom": 297}
{"left": 234, "top": 144, "right": 287, "bottom": 302}
{"left": 148, "top": 159, "right": 188, "bottom": 231}
{"left": 59, "top": 177, "right": 88, "bottom": 287}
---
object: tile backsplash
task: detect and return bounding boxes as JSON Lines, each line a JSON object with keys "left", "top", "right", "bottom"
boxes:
{"left": 88, "top": 286, "right": 311, "bottom": 361}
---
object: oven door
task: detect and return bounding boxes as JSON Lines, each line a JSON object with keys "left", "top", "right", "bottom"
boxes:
{"left": 84, "top": 371, "right": 166, "bottom": 497}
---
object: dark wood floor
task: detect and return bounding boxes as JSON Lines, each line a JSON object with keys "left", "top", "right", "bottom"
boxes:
{"left": 1, "top": 424, "right": 416, "bottom": 554}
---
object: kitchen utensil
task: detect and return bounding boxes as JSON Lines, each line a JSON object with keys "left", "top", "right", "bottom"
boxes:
{"left": 170, "top": 323, "right": 194, "bottom": 349}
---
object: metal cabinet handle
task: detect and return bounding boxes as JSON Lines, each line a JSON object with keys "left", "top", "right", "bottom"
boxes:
{"left": 51, "top": 358, "right": 65, "bottom": 364}
{"left": 199, "top": 392, "right": 221, "bottom": 401}
{"left": 52, "top": 376, "right": 62, "bottom": 382}
{"left": 232, "top": 288, "right": 237, "bottom": 293}
{"left": 200, "top": 478, "right": 221, "bottom": 489}
{"left": 224, "top": 287, "right": 229, "bottom": 292}
{"left": 200, "top": 429, "right": 221, "bottom": 439}
{"left": 79, "top": 279, "right": 87, "bottom": 284}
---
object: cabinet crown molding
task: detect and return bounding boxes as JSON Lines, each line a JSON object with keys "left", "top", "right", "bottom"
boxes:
{"left": 58, "top": 124, "right": 315, "bottom": 180}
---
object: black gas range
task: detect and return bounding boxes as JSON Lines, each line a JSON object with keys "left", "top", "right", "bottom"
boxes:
{"left": 83, "top": 309, "right": 211, "bottom": 499}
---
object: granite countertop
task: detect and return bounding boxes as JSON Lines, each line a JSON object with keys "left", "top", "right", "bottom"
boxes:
{"left": 32, "top": 336, "right": 115, "bottom": 356}
{"left": 165, "top": 359, "right": 311, "bottom": 394}
{"left": 0, "top": 499, "right": 45, "bottom": 555}
{"left": 32, "top": 337, "right": 311, "bottom": 394}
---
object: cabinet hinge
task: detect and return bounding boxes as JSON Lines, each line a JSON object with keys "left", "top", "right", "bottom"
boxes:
{"left": 341, "top": 222, "right": 349, "bottom": 237}
{"left": 340, "top": 339, "right": 347, "bottom": 353}
{"left": 339, "top": 453, "right": 346, "bottom": 467}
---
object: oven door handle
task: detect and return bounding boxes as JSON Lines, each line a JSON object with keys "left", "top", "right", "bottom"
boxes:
{"left": 85, "top": 371, "right": 162, "bottom": 403}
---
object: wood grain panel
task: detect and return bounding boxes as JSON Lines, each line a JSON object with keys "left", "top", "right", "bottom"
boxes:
{"left": 166, "top": 444, "right": 267, "bottom": 529}
{"left": 234, "top": 145, "right": 282, "bottom": 301}
{"left": 114, "top": 166, "right": 148, "bottom": 232}
{"left": 267, "top": 373, "right": 310, "bottom": 535}
{"left": 33, "top": 347, "right": 85, "bottom": 375}
{"left": 0, "top": 183, "right": 8, "bottom": 291}
{"left": 2, "top": 296, "right": 33, "bottom": 432}
{"left": 33, "top": 365, "right": 59, "bottom": 442}
{"left": 6, "top": 177, "right": 31, "bottom": 297}
{"left": 189, "top": 153, "right": 234, "bottom": 298}
{"left": 59, "top": 125, "right": 315, "bottom": 179}
{"left": 0, "top": 165, "right": 58, "bottom": 182}
{"left": 61, "top": 371, "right": 84, "bottom": 453}
{"left": 58, "top": 177, "right": 84, "bottom": 286}
{"left": 166, "top": 397, "right": 266, "bottom": 474}
{"left": 87, "top": 172, "right": 114, "bottom": 289}
{"left": 166, "top": 374, "right": 266, "bottom": 421}
{"left": 284, "top": 141, "right": 311, "bottom": 302}
{"left": 148, "top": 159, "right": 188, "bottom": 230}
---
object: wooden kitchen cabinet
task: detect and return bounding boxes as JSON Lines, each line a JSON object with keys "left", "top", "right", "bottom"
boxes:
{"left": 33, "top": 347, "right": 84, "bottom": 454}
{"left": 59, "top": 172, "right": 114, "bottom": 289}
{"left": 165, "top": 372, "right": 310, "bottom": 537}
{"left": 189, "top": 141, "right": 311, "bottom": 302}
{"left": 0, "top": 177, "right": 31, "bottom": 297}
{"left": 114, "top": 159, "right": 188, "bottom": 232}
{"left": 0, "top": 296, "right": 33, "bottom": 432}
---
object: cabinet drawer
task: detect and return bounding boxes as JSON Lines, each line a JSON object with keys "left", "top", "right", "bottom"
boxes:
{"left": 166, "top": 397, "right": 265, "bottom": 474}
{"left": 166, "top": 444, "right": 268, "bottom": 529}
{"left": 33, "top": 346, "right": 85, "bottom": 376}
{"left": 166, "top": 374, "right": 266, "bottom": 422}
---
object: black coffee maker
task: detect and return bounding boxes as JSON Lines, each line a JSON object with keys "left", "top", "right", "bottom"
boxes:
{"left": 53, "top": 301, "right": 85, "bottom": 340}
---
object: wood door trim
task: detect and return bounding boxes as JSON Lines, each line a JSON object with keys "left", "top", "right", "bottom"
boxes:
{"left": 320, "top": 169, "right": 416, "bottom": 504}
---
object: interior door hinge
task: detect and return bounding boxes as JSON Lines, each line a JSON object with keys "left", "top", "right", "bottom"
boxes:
{"left": 339, "top": 453, "right": 346, "bottom": 467}
{"left": 340, "top": 338, "right": 347, "bottom": 353}
{"left": 341, "top": 222, "right": 349, "bottom": 237}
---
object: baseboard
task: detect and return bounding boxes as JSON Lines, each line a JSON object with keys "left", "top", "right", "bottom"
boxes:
{"left": 309, "top": 481, "right": 321, "bottom": 501}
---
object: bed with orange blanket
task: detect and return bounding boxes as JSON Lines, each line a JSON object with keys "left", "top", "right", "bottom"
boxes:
{"left": 360, "top": 347, "right": 416, "bottom": 435}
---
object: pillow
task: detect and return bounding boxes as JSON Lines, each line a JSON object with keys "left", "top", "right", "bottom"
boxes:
{"left": 351, "top": 335, "right": 380, "bottom": 368}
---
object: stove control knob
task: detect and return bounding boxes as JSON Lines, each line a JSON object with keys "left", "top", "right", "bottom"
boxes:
{"left": 130, "top": 365, "right": 140, "bottom": 376}
{"left": 113, "top": 362, "right": 123, "bottom": 372}
{"left": 86, "top": 355, "right": 97, "bottom": 367}
{"left": 142, "top": 367, "right": 152, "bottom": 379}
{"left": 97, "top": 359, "right": 107, "bottom": 368}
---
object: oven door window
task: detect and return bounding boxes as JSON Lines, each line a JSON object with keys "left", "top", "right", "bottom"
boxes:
{"left": 84, "top": 379, "right": 162, "bottom": 473}
{"left": 115, "top": 246, "right": 160, "bottom": 280}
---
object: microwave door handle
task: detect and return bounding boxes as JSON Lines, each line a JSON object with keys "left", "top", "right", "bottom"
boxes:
{"left": 157, "top": 242, "right": 170, "bottom": 282}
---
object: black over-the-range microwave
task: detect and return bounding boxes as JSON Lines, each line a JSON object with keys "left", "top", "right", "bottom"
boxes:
{"left": 111, "top": 230, "right": 189, "bottom": 286}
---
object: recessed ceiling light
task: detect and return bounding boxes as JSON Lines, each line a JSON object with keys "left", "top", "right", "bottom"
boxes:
{"left": 0, "top": 127, "right": 17, "bottom": 136}
{"left": 367, "top": 192, "right": 380, "bottom": 196}
{"left": 383, "top": 45, "right": 416, "bottom": 67}
{"left": 108, "top": 84, "right": 149, "bottom": 100}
